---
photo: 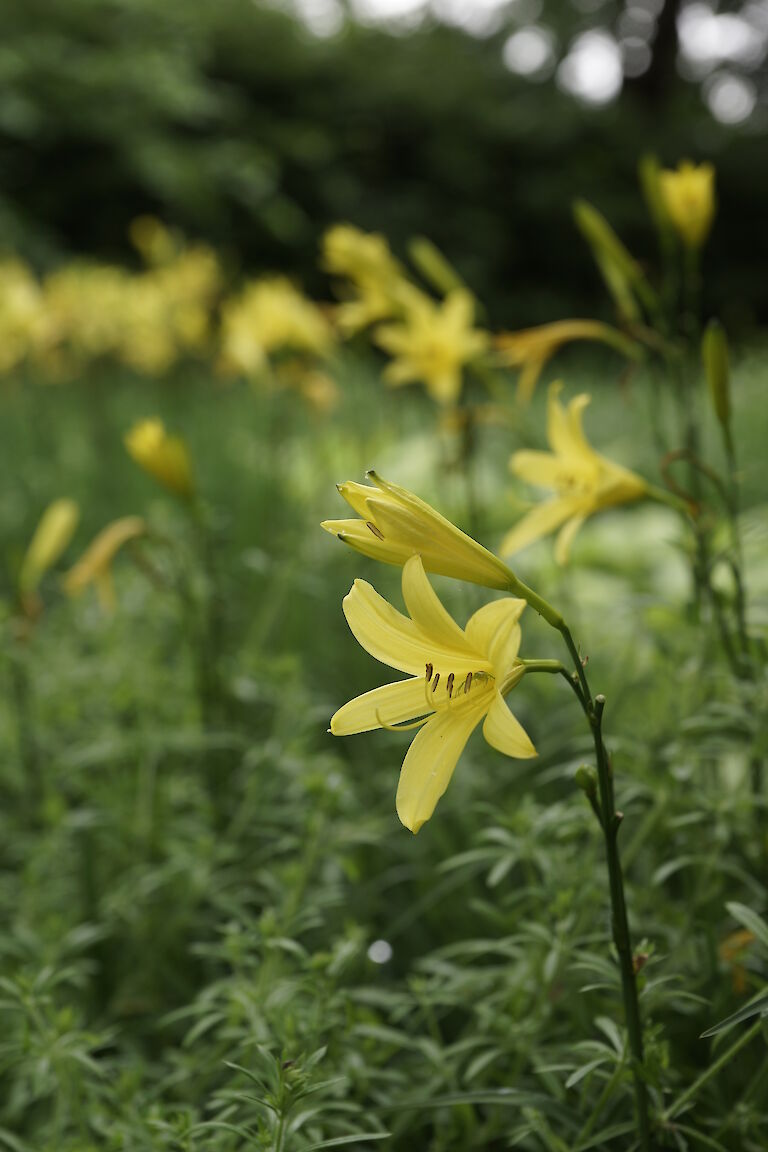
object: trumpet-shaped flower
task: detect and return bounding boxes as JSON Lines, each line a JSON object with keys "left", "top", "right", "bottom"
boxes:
{"left": 374, "top": 288, "right": 488, "bottom": 406}
{"left": 322, "top": 471, "right": 514, "bottom": 591}
{"left": 125, "top": 418, "right": 194, "bottom": 499}
{"left": 19, "top": 499, "right": 80, "bottom": 598}
{"left": 331, "top": 555, "right": 535, "bottom": 832}
{"left": 659, "top": 161, "right": 715, "bottom": 249}
{"left": 501, "top": 384, "right": 647, "bottom": 564}
{"left": 495, "top": 320, "right": 643, "bottom": 404}
{"left": 63, "top": 516, "right": 147, "bottom": 611}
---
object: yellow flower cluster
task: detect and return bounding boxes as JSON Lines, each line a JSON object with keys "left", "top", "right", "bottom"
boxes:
{"left": 0, "top": 220, "right": 222, "bottom": 378}
{"left": 323, "top": 224, "right": 489, "bottom": 406}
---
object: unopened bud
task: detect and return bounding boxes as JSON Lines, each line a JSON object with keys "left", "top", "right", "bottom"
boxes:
{"left": 702, "top": 320, "right": 731, "bottom": 430}
{"left": 575, "top": 764, "right": 598, "bottom": 796}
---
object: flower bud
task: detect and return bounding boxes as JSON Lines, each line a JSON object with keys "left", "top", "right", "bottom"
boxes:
{"left": 575, "top": 764, "right": 598, "bottom": 796}
{"left": 702, "top": 320, "right": 730, "bottom": 430}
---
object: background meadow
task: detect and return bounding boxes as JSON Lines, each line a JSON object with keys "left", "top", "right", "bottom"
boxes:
{"left": 2, "top": 2, "right": 768, "bottom": 1149}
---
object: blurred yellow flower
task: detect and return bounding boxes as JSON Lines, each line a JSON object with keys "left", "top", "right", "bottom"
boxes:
{"left": 219, "top": 277, "right": 332, "bottom": 377}
{"left": 63, "top": 516, "right": 147, "bottom": 612}
{"left": 0, "top": 258, "right": 50, "bottom": 372}
{"left": 19, "top": 498, "right": 80, "bottom": 598}
{"left": 501, "top": 383, "right": 647, "bottom": 564}
{"left": 375, "top": 288, "right": 488, "bottom": 405}
{"left": 323, "top": 224, "right": 405, "bottom": 334}
{"left": 125, "top": 418, "right": 194, "bottom": 499}
{"left": 331, "top": 555, "right": 535, "bottom": 832}
{"left": 322, "top": 470, "right": 513, "bottom": 590}
{"left": 496, "top": 320, "right": 643, "bottom": 404}
{"left": 659, "top": 161, "right": 716, "bottom": 249}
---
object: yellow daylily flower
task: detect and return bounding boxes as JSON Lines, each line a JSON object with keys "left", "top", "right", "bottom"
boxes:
{"left": 322, "top": 224, "right": 405, "bottom": 334}
{"left": 495, "top": 320, "right": 643, "bottom": 404}
{"left": 19, "top": 499, "right": 80, "bottom": 598}
{"left": 501, "top": 384, "right": 648, "bottom": 564}
{"left": 374, "top": 288, "right": 488, "bottom": 405}
{"left": 63, "top": 516, "right": 147, "bottom": 611}
{"left": 125, "top": 418, "right": 194, "bottom": 499}
{"left": 219, "top": 277, "right": 332, "bottom": 377}
{"left": 331, "top": 555, "right": 535, "bottom": 832}
{"left": 659, "top": 161, "right": 716, "bottom": 249}
{"left": 322, "top": 471, "right": 513, "bottom": 591}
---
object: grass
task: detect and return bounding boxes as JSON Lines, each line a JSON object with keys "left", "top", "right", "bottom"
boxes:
{"left": 1, "top": 347, "right": 767, "bottom": 1150}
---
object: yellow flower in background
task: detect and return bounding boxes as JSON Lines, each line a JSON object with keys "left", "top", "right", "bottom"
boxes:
{"left": 129, "top": 216, "right": 178, "bottom": 266}
{"left": 322, "top": 471, "right": 513, "bottom": 590}
{"left": 323, "top": 224, "right": 405, "bottom": 334}
{"left": 495, "top": 320, "right": 643, "bottom": 404}
{"left": 659, "top": 161, "right": 716, "bottom": 249}
{"left": 219, "top": 277, "right": 333, "bottom": 377}
{"left": 501, "top": 384, "right": 648, "bottom": 564}
{"left": 63, "top": 516, "right": 147, "bottom": 611}
{"left": 331, "top": 555, "right": 535, "bottom": 833}
{"left": 375, "top": 288, "right": 488, "bottom": 405}
{"left": 18, "top": 498, "right": 80, "bottom": 599}
{"left": 0, "top": 258, "right": 51, "bottom": 372}
{"left": 125, "top": 419, "right": 194, "bottom": 499}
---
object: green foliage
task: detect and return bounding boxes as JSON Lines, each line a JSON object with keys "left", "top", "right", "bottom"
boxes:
{"left": 1, "top": 353, "right": 767, "bottom": 1147}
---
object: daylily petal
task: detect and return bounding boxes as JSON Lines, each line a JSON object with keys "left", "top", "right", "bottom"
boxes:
{"left": 331, "top": 677, "right": 430, "bottom": 735}
{"left": 500, "top": 497, "right": 584, "bottom": 557}
{"left": 554, "top": 514, "right": 587, "bottom": 564}
{"left": 512, "top": 450, "right": 570, "bottom": 489}
{"left": 482, "top": 691, "right": 536, "bottom": 758}
{"left": 321, "top": 519, "right": 413, "bottom": 567}
{"left": 337, "top": 481, "right": 374, "bottom": 518}
{"left": 401, "top": 555, "right": 473, "bottom": 655}
{"left": 547, "top": 385, "right": 592, "bottom": 459}
{"left": 465, "top": 598, "right": 525, "bottom": 667}
{"left": 396, "top": 700, "right": 486, "bottom": 833}
{"left": 343, "top": 579, "right": 481, "bottom": 676}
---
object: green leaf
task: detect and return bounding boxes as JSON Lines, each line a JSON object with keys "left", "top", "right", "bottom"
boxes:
{"left": 700, "top": 988, "right": 768, "bottom": 1037}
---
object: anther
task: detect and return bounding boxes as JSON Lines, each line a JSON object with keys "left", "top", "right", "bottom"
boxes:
{"left": 432, "top": 672, "right": 440, "bottom": 691}
{"left": 463, "top": 672, "right": 473, "bottom": 695}
{"left": 366, "top": 521, "right": 385, "bottom": 540}
{"left": 447, "top": 673, "right": 455, "bottom": 698}
{"left": 425, "top": 662, "right": 433, "bottom": 682}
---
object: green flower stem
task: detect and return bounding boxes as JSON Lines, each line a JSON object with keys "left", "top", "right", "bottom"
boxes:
{"left": 511, "top": 577, "right": 651, "bottom": 1148}
{"left": 662, "top": 1018, "right": 764, "bottom": 1124}
{"left": 590, "top": 695, "right": 652, "bottom": 1152}
{"left": 503, "top": 573, "right": 594, "bottom": 708}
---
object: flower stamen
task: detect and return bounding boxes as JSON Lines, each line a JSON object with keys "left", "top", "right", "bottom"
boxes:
{"left": 366, "top": 521, "right": 385, "bottom": 540}
{"left": 375, "top": 709, "right": 430, "bottom": 733}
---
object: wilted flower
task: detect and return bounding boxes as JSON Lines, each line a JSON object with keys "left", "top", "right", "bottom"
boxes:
{"left": 322, "top": 471, "right": 514, "bottom": 590}
{"left": 659, "top": 161, "right": 716, "bottom": 249}
{"left": 125, "top": 418, "right": 194, "bottom": 499}
{"left": 331, "top": 555, "right": 535, "bottom": 832}
{"left": 63, "top": 516, "right": 147, "bottom": 611}
{"left": 374, "top": 288, "right": 488, "bottom": 405}
{"left": 501, "top": 383, "right": 647, "bottom": 563}
{"left": 496, "top": 320, "right": 643, "bottom": 404}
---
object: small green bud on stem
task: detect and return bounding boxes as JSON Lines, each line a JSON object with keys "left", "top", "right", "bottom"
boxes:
{"left": 702, "top": 319, "right": 731, "bottom": 431}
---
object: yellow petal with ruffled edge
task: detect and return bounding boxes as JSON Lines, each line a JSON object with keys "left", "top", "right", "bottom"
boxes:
{"left": 482, "top": 691, "right": 536, "bottom": 758}
{"left": 330, "top": 677, "right": 430, "bottom": 735}
{"left": 396, "top": 700, "right": 487, "bottom": 833}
